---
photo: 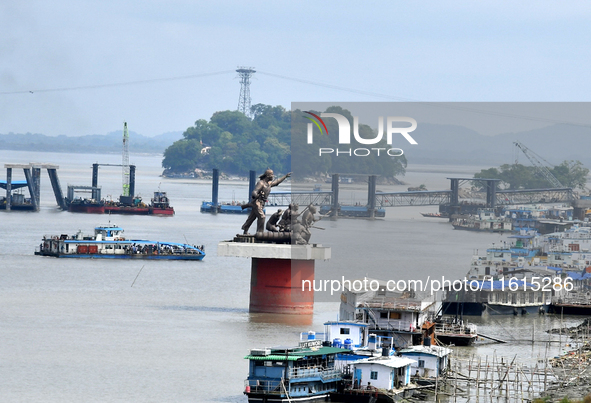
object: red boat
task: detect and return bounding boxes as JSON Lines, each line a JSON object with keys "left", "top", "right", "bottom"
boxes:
{"left": 68, "top": 199, "right": 105, "bottom": 214}
{"left": 104, "top": 196, "right": 150, "bottom": 215}
{"left": 149, "top": 191, "right": 175, "bottom": 215}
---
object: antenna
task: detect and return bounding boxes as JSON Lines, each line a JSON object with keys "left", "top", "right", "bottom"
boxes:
{"left": 236, "top": 66, "right": 256, "bottom": 117}
{"left": 122, "top": 122, "right": 130, "bottom": 197}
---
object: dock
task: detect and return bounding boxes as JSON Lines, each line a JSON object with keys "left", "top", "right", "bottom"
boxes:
{"left": 2, "top": 163, "right": 65, "bottom": 211}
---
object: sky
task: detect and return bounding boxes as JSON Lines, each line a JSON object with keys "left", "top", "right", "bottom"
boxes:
{"left": 1, "top": 1, "right": 591, "bottom": 138}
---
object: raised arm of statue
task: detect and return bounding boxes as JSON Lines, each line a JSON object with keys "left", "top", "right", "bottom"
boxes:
{"left": 271, "top": 172, "right": 291, "bottom": 187}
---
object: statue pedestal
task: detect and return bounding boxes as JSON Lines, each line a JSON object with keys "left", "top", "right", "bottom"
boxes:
{"left": 217, "top": 242, "right": 331, "bottom": 314}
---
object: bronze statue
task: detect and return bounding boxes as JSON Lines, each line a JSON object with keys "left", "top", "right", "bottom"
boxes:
{"left": 265, "top": 209, "right": 283, "bottom": 232}
{"left": 278, "top": 203, "right": 299, "bottom": 232}
{"left": 241, "top": 169, "right": 291, "bottom": 234}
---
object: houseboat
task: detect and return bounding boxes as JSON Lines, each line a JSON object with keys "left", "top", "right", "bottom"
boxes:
{"left": 452, "top": 209, "right": 513, "bottom": 233}
{"left": 243, "top": 337, "right": 351, "bottom": 403}
{"left": 35, "top": 224, "right": 205, "bottom": 260}
{"left": 339, "top": 279, "right": 441, "bottom": 349}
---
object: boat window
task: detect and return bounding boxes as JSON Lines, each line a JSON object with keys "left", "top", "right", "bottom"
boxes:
{"left": 418, "top": 360, "right": 425, "bottom": 368}
{"left": 380, "top": 312, "right": 388, "bottom": 319}
{"left": 340, "top": 328, "right": 350, "bottom": 335}
{"left": 370, "top": 371, "right": 378, "bottom": 380}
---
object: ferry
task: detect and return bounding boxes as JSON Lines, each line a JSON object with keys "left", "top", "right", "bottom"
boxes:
{"left": 35, "top": 224, "right": 205, "bottom": 260}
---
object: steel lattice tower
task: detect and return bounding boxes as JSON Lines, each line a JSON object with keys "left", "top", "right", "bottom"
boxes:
{"left": 236, "top": 67, "right": 255, "bottom": 117}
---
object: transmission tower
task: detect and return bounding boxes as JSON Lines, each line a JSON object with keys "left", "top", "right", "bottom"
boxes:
{"left": 236, "top": 66, "right": 255, "bottom": 117}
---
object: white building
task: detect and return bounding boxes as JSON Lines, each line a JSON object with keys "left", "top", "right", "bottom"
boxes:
{"left": 352, "top": 356, "right": 415, "bottom": 390}
{"left": 399, "top": 345, "right": 451, "bottom": 379}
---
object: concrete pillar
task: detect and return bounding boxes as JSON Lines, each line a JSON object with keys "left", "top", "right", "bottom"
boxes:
{"left": 486, "top": 179, "right": 497, "bottom": 209}
{"left": 92, "top": 164, "right": 99, "bottom": 200}
{"left": 6, "top": 167, "right": 12, "bottom": 211}
{"left": 129, "top": 165, "right": 136, "bottom": 199}
{"left": 367, "top": 175, "right": 377, "bottom": 219}
{"left": 32, "top": 166, "right": 41, "bottom": 211}
{"left": 331, "top": 174, "right": 339, "bottom": 217}
{"left": 212, "top": 168, "right": 219, "bottom": 208}
{"left": 217, "top": 242, "right": 331, "bottom": 314}
{"left": 23, "top": 168, "right": 38, "bottom": 211}
{"left": 47, "top": 168, "right": 66, "bottom": 210}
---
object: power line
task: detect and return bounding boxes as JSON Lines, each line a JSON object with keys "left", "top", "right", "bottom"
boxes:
{"left": 0, "top": 70, "right": 235, "bottom": 95}
{"left": 257, "top": 70, "right": 591, "bottom": 129}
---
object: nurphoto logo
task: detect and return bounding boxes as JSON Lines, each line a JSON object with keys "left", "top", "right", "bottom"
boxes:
{"left": 304, "top": 111, "right": 418, "bottom": 157}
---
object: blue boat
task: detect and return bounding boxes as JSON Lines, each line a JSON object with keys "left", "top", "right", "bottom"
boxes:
{"left": 35, "top": 224, "right": 205, "bottom": 260}
{"left": 243, "top": 337, "right": 351, "bottom": 403}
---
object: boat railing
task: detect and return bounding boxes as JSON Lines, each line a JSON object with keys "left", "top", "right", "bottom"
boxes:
{"left": 553, "top": 294, "right": 591, "bottom": 305}
{"left": 378, "top": 319, "right": 416, "bottom": 332}
{"left": 244, "top": 379, "right": 282, "bottom": 394}
{"left": 435, "top": 322, "right": 477, "bottom": 335}
{"left": 287, "top": 366, "right": 342, "bottom": 380}
{"left": 299, "top": 332, "right": 326, "bottom": 342}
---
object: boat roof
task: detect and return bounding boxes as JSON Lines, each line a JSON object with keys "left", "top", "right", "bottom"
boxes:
{"left": 95, "top": 226, "right": 124, "bottom": 231}
{"left": 0, "top": 180, "right": 28, "bottom": 190}
{"left": 324, "top": 321, "right": 369, "bottom": 328}
{"left": 244, "top": 346, "right": 348, "bottom": 361}
{"left": 352, "top": 356, "right": 416, "bottom": 368}
{"left": 399, "top": 345, "right": 452, "bottom": 357}
{"left": 63, "top": 239, "right": 201, "bottom": 249}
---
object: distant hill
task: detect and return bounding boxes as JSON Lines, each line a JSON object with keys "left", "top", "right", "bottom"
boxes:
{"left": 403, "top": 123, "right": 591, "bottom": 168}
{"left": 0, "top": 131, "right": 183, "bottom": 154}
{"left": 2, "top": 121, "right": 590, "bottom": 170}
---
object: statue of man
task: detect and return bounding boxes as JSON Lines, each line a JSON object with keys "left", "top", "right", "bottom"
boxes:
{"left": 241, "top": 169, "right": 291, "bottom": 234}
{"left": 265, "top": 209, "right": 283, "bottom": 232}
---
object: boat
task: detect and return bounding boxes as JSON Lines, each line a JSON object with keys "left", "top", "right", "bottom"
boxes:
{"left": 243, "top": 336, "right": 351, "bottom": 403}
{"left": 104, "top": 196, "right": 150, "bottom": 215}
{"left": 433, "top": 318, "right": 477, "bottom": 346}
{"left": 452, "top": 209, "right": 513, "bottom": 233}
{"left": 67, "top": 197, "right": 105, "bottom": 214}
{"left": 35, "top": 224, "right": 205, "bottom": 260}
{"left": 319, "top": 205, "right": 386, "bottom": 218}
{"left": 0, "top": 191, "right": 35, "bottom": 211}
{"left": 149, "top": 191, "right": 174, "bottom": 215}
{"left": 420, "top": 212, "right": 447, "bottom": 218}
{"left": 200, "top": 200, "right": 254, "bottom": 214}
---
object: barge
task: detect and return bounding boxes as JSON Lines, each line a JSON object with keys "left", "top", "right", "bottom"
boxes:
{"left": 35, "top": 224, "right": 204, "bottom": 260}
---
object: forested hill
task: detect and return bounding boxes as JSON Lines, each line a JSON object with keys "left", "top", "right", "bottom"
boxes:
{"left": 162, "top": 105, "right": 292, "bottom": 175}
{"left": 161, "top": 104, "right": 408, "bottom": 178}
{"left": 0, "top": 131, "right": 182, "bottom": 154}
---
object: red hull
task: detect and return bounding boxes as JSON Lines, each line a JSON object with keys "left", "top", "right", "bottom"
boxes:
{"left": 149, "top": 207, "right": 175, "bottom": 215}
{"left": 104, "top": 206, "right": 150, "bottom": 215}
{"left": 68, "top": 205, "right": 105, "bottom": 214}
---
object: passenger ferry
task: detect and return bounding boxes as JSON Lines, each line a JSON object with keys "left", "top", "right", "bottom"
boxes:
{"left": 35, "top": 224, "right": 205, "bottom": 260}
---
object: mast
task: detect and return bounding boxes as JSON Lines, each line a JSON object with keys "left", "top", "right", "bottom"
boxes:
{"left": 122, "top": 122, "right": 130, "bottom": 197}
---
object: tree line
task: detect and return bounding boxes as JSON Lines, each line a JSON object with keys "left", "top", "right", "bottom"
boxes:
{"left": 473, "top": 161, "right": 589, "bottom": 190}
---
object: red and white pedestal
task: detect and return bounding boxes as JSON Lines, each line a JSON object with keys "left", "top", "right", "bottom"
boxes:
{"left": 217, "top": 242, "right": 331, "bottom": 314}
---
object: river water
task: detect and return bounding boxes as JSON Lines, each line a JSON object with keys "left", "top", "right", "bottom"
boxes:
{"left": 0, "top": 150, "right": 582, "bottom": 402}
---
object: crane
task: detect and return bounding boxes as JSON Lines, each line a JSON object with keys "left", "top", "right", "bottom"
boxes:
{"left": 513, "top": 141, "right": 563, "bottom": 188}
{"left": 122, "top": 122, "right": 130, "bottom": 197}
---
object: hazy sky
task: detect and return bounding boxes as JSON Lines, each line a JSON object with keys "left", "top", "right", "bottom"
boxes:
{"left": 1, "top": 1, "right": 590, "bottom": 137}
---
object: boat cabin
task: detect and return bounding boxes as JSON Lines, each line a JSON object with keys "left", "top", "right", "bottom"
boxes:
{"left": 244, "top": 340, "right": 350, "bottom": 402}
